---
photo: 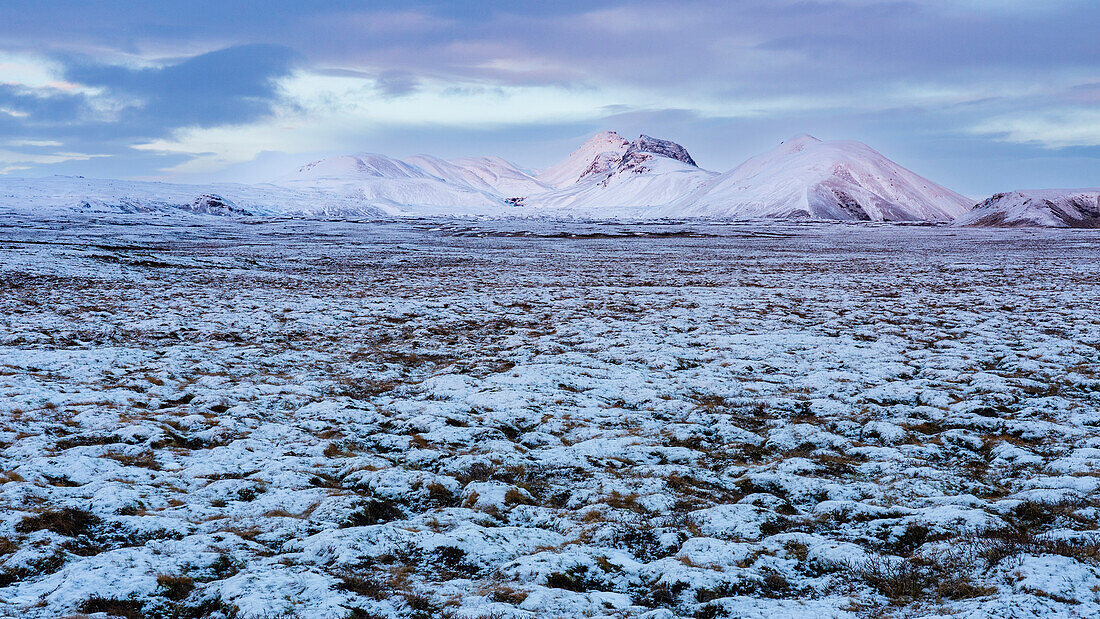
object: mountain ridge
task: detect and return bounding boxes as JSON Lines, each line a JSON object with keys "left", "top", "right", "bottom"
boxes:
{"left": 669, "top": 136, "right": 972, "bottom": 221}
{"left": 955, "top": 188, "right": 1100, "bottom": 228}
{"left": 8, "top": 131, "right": 1067, "bottom": 223}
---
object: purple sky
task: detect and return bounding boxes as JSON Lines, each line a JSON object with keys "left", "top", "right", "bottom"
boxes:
{"left": 1, "top": 0, "right": 1098, "bottom": 196}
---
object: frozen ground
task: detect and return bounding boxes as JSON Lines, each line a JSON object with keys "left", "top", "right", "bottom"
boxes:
{"left": 0, "top": 213, "right": 1098, "bottom": 618}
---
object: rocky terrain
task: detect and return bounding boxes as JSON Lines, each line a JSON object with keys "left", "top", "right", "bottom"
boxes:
{"left": 0, "top": 214, "right": 1097, "bottom": 618}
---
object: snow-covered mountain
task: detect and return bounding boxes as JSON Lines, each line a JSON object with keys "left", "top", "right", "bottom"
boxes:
{"left": 1, "top": 131, "right": 990, "bottom": 222}
{"left": 669, "top": 135, "right": 972, "bottom": 221}
{"left": 535, "top": 131, "right": 632, "bottom": 189}
{"left": 273, "top": 154, "right": 508, "bottom": 213}
{"left": 953, "top": 189, "right": 1100, "bottom": 228}
{"left": 523, "top": 132, "right": 717, "bottom": 210}
{"left": 269, "top": 152, "right": 556, "bottom": 214}
{"left": 403, "top": 154, "right": 549, "bottom": 198}
{"left": 0, "top": 176, "right": 389, "bottom": 218}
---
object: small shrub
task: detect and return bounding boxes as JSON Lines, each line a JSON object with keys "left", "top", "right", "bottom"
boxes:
{"left": 336, "top": 572, "right": 388, "bottom": 599}
{"left": 404, "top": 592, "right": 442, "bottom": 619}
{"left": 343, "top": 499, "right": 404, "bottom": 527}
{"left": 457, "top": 462, "right": 494, "bottom": 485}
{"left": 489, "top": 583, "right": 528, "bottom": 605}
{"left": 760, "top": 569, "right": 792, "bottom": 598}
{"left": 78, "top": 596, "right": 145, "bottom": 619}
{"left": 157, "top": 574, "right": 195, "bottom": 601}
{"left": 646, "top": 580, "right": 687, "bottom": 607}
{"left": 425, "top": 482, "right": 457, "bottom": 508}
{"left": 852, "top": 556, "right": 931, "bottom": 600}
{"left": 209, "top": 553, "right": 243, "bottom": 579}
{"left": 16, "top": 507, "right": 100, "bottom": 537}
{"left": 105, "top": 449, "right": 160, "bottom": 470}
{"left": 972, "top": 530, "right": 1100, "bottom": 567}
{"left": 696, "top": 579, "right": 758, "bottom": 602}
{"left": 235, "top": 484, "right": 267, "bottom": 502}
{"left": 503, "top": 487, "right": 535, "bottom": 506}
{"left": 693, "top": 602, "right": 727, "bottom": 619}
{"left": 545, "top": 565, "right": 603, "bottom": 593}
{"left": 849, "top": 554, "right": 994, "bottom": 602}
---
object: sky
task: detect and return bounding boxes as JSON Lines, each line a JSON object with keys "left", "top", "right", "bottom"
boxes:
{"left": 0, "top": 0, "right": 1098, "bottom": 196}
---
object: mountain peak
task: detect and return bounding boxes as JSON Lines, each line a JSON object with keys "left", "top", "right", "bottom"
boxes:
{"left": 781, "top": 134, "right": 821, "bottom": 144}
{"left": 536, "top": 131, "right": 703, "bottom": 188}
{"left": 536, "top": 131, "right": 630, "bottom": 188}
{"left": 674, "top": 135, "right": 971, "bottom": 221}
{"left": 626, "top": 135, "right": 697, "bottom": 167}
{"left": 955, "top": 188, "right": 1100, "bottom": 228}
{"left": 589, "top": 130, "right": 625, "bottom": 141}
{"left": 273, "top": 131, "right": 968, "bottom": 222}
{"left": 777, "top": 134, "right": 822, "bottom": 153}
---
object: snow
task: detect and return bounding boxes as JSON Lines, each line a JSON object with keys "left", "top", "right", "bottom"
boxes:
{"left": 272, "top": 153, "right": 507, "bottom": 213}
{"left": 400, "top": 154, "right": 551, "bottom": 199}
{"left": 0, "top": 131, "right": 986, "bottom": 222}
{"left": 955, "top": 188, "right": 1100, "bottom": 228}
{"left": 670, "top": 135, "right": 974, "bottom": 221}
{"left": 521, "top": 131, "right": 719, "bottom": 212}
{"left": 535, "top": 130, "right": 632, "bottom": 189}
{"left": 523, "top": 154, "right": 717, "bottom": 212}
{"left": 0, "top": 175, "right": 390, "bottom": 218}
{"left": 0, "top": 213, "right": 1098, "bottom": 618}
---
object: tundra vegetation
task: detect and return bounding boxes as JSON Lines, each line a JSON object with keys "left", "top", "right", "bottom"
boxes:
{"left": 0, "top": 215, "right": 1097, "bottom": 618}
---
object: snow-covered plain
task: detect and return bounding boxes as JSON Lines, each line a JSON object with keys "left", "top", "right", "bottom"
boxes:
{"left": 1, "top": 212, "right": 1099, "bottom": 618}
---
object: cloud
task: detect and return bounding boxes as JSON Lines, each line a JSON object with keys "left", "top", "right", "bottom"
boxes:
{"left": 0, "top": 45, "right": 300, "bottom": 176}
{"left": 0, "top": 1, "right": 1096, "bottom": 192}
{"left": 0, "top": 147, "right": 107, "bottom": 174}
{"left": 972, "top": 108, "right": 1100, "bottom": 148}
{"left": 374, "top": 70, "right": 419, "bottom": 98}
{"left": 0, "top": 82, "right": 93, "bottom": 126}
{"left": 6, "top": 139, "right": 62, "bottom": 147}
{"left": 63, "top": 44, "right": 300, "bottom": 132}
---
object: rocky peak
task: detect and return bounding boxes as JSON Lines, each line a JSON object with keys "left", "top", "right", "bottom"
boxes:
{"left": 624, "top": 135, "right": 697, "bottom": 167}
{"left": 184, "top": 193, "right": 250, "bottom": 216}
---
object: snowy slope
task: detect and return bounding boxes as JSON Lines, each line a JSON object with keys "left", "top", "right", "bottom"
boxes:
{"left": 0, "top": 133, "right": 982, "bottom": 222}
{"left": 404, "top": 154, "right": 549, "bottom": 198}
{"left": 535, "top": 131, "right": 632, "bottom": 189}
{"left": 525, "top": 155, "right": 716, "bottom": 211}
{"left": 954, "top": 189, "right": 1100, "bottom": 228}
{"left": 273, "top": 154, "right": 508, "bottom": 213}
{"left": 0, "top": 176, "right": 380, "bottom": 217}
{"left": 670, "top": 135, "right": 973, "bottom": 221}
{"left": 524, "top": 133, "right": 716, "bottom": 211}
{"left": 0, "top": 174, "right": 492, "bottom": 219}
